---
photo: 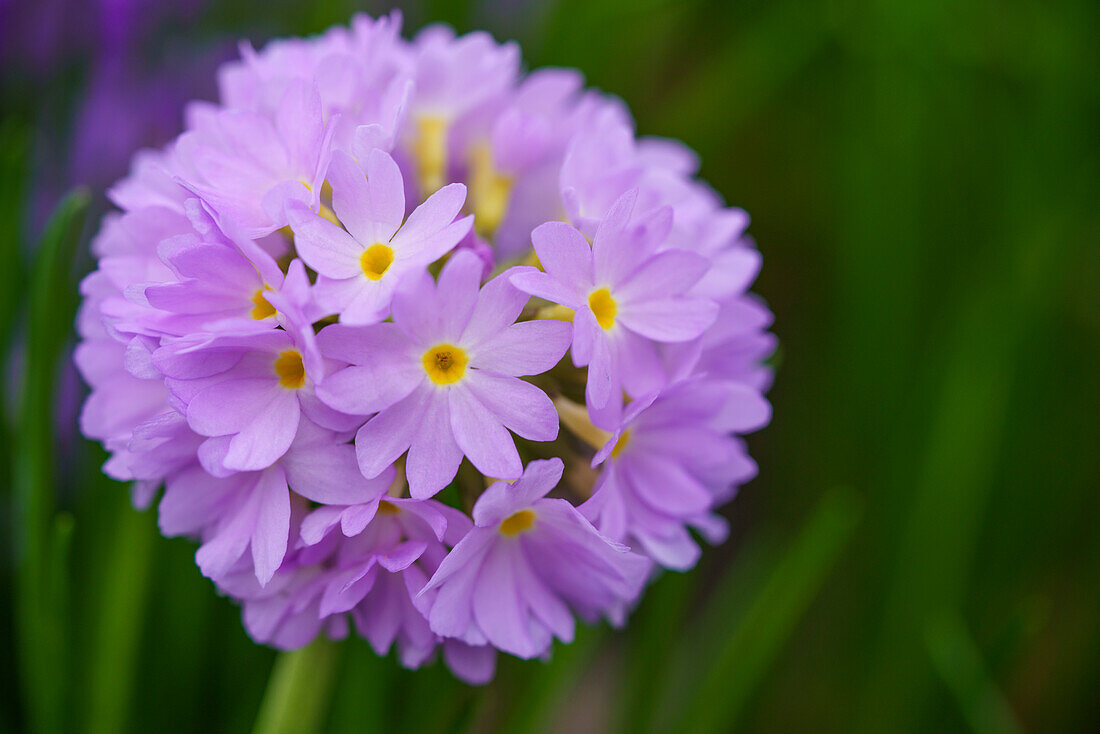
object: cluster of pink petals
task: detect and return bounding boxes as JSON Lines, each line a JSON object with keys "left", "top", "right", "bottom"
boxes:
{"left": 76, "top": 12, "right": 774, "bottom": 683}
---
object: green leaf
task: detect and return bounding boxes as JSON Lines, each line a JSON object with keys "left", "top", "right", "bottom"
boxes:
{"left": 615, "top": 569, "right": 698, "bottom": 734}
{"left": 925, "top": 609, "right": 1025, "bottom": 734}
{"left": 81, "top": 506, "right": 157, "bottom": 734}
{"left": 659, "top": 488, "right": 861, "bottom": 734}
{"left": 13, "top": 189, "right": 90, "bottom": 734}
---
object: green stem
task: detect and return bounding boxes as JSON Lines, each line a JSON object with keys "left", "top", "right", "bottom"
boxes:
{"left": 252, "top": 638, "right": 342, "bottom": 734}
{"left": 82, "top": 506, "right": 156, "bottom": 734}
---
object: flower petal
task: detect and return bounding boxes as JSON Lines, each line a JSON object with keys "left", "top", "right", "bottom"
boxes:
{"left": 251, "top": 466, "right": 290, "bottom": 585}
{"left": 393, "top": 182, "right": 467, "bottom": 244}
{"left": 461, "top": 269, "right": 530, "bottom": 349}
{"left": 223, "top": 390, "right": 301, "bottom": 471}
{"left": 473, "top": 320, "right": 570, "bottom": 376}
{"left": 288, "top": 203, "right": 364, "bottom": 279}
{"left": 618, "top": 297, "right": 718, "bottom": 343}
{"left": 283, "top": 441, "right": 390, "bottom": 505}
{"left": 473, "top": 544, "right": 545, "bottom": 658}
{"left": 591, "top": 189, "right": 640, "bottom": 286}
{"left": 465, "top": 372, "right": 559, "bottom": 442}
{"left": 331, "top": 148, "right": 404, "bottom": 245}
{"left": 508, "top": 267, "right": 583, "bottom": 309}
{"left": 406, "top": 390, "right": 464, "bottom": 498}
{"left": 443, "top": 640, "right": 496, "bottom": 685}
{"left": 435, "top": 250, "right": 483, "bottom": 340}
{"left": 449, "top": 385, "right": 522, "bottom": 481}
{"left": 531, "top": 220, "right": 593, "bottom": 289}
{"left": 472, "top": 458, "right": 563, "bottom": 527}
{"left": 354, "top": 386, "right": 426, "bottom": 479}
{"left": 616, "top": 249, "right": 711, "bottom": 304}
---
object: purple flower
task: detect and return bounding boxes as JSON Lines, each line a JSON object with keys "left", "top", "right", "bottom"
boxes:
{"left": 511, "top": 189, "right": 719, "bottom": 427}
{"left": 174, "top": 79, "right": 336, "bottom": 237}
{"left": 142, "top": 234, "right": 288, "bottom": 336}
{"left": 215, "top": 540, "right": 350, "bottom": 651}
{"left": 159, "top": 418, "right": 393, "bottom": 584}
{"left": 218, "top": 13, "right": 411, "bottom": 154}
{"left": 317, "top": 251, "right": 571, "bottom": 497}
{"left": 75, "top": 336, "right": 177, "bottom": 499}
{"left": 420, "top": 458, "right": 648, "bottom": 658}
{"left": 404, "top": 26, "right": 520, "bottom": 196}
{"left": 288, "top": 148, "right": 472, "bottom": 324}
{"left": 153, "top": 270, "right": 354, "bottom": 473}
{"left": 74, "top": 15, "right": 775, "bottom": 680}
{"left": 299, "top": 496, "right": 466, "bottom": 669}
{"left": 580, "top": 378, "right": 770, "bottom": 570}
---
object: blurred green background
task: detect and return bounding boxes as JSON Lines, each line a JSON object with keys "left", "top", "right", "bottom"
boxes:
{"left": 2, "top": 0, "right": 1098, "bottom": 732}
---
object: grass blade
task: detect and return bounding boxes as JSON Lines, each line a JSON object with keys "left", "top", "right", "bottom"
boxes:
{"left": 82, "top": 505, "right": 157, "bottom": 734}
{"left": 13, "top": 190, "right": 90, "bottom": 734}
{"left": 925, "top": 609, "right": 1026, "bottom": 734}
{"left": 660, "top": 488, "right": 861, "bottom": 734}
{"left": 615, "top": 569, "right": 697, "bottom": 734}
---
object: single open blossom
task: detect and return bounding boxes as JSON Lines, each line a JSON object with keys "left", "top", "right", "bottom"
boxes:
{"left": 143, "top": 232, "right": 288, "bottom": 336}
{"left": 75, "top": 12, "right": 773, "bottom": 682}
{"left": 174, "top": 79, "right": 336, "bottom": 237}
{"left": 578, "top": 378, "right": 770, "bottom": 570}
{"left": 511, "top": 189, "right": 719, "bottom": 427}
{"left": 299, "top": 496, "right": 473, "bottom": 670}
{"left": 154, "top": 265, "right": 352, "bottom": 474}
{"left": 420, "top": 459, "right": 649, "bottom": 658}
{"left": 404, "top": 26, "right": 519, "bottom": 197}
{"left": 317, "top": 251, "right": 571, "bottom": 497}
{"left": 288, "top": 148, "right": 472, "bottom": 324}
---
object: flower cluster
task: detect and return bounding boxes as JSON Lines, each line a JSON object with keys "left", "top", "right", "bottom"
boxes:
{"left": 76, "top": 12, "right": 774, "bottom": 683}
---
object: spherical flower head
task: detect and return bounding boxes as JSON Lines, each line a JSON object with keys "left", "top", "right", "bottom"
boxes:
{"left": 74, "top": 14, "right": 774, "bottom": 682}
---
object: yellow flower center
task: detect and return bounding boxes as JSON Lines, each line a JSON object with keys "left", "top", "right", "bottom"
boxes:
{"left": 250, "top": 287, "right": 276, "bottom": 320}
{"left": 413, "top": 115, "right": 449, "bottom": 197}
{"left": 588, "top": 287, "right": 618, "bottom": 330}
{"left": 376, "top": 501, "right": 401, "bottom": 516}
{"left": 273, "top": 350, "right": 306, "bottom": 389}
{"left": 422, "top": 343, "right": 468, "bottom": 385}
{"left": 610, "top": 430, "right": 632, "bottom": 459}
{"left": 499, "top": 509, "right": 536, "bottom": 536}
{"left": 360, "top": 243, "right": 395, "bottom": 281}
